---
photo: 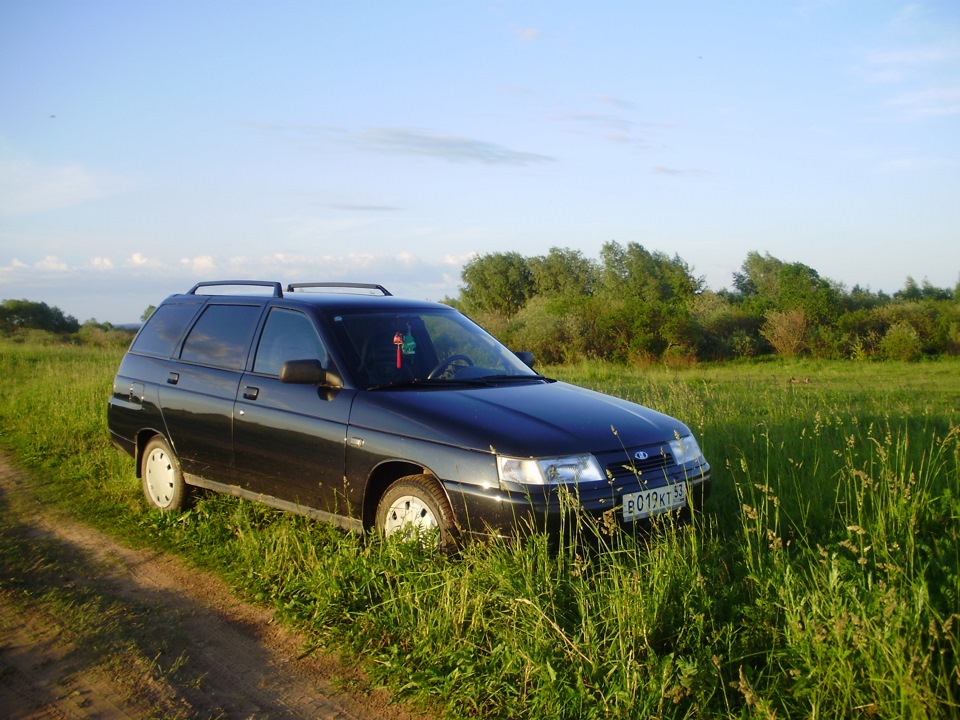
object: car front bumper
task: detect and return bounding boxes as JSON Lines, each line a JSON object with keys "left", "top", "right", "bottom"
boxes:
{"left": 442, "top": 466, "right": 711, "bottom": 540}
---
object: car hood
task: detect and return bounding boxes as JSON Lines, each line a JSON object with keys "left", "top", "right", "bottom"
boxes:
{"left": 348, "top": 380, "right": 691, "bottom": 457}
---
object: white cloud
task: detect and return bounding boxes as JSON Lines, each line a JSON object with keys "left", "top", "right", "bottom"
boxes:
{"left": 653, "top": 166, "right": 709, "bottom": 178}
{"left": 35, "top": 256, "right": 68, "bottom": 271}
{"left": 91, "top": 257, "right": 114, "bottom": 270}
{"left": 180, "top": 256, "right": 217, "bottom": 274}
{"left": 852, "top": 35, "right": 960, "bottom": 120}
{"left": 511, "top": 26, "right": 540, "bottom": 42}
{"left": 862, "top": 47, "right": 958, "bottom": 84}
{"left": 444, "top": 252, "right": 478, "bottom": 267}
{"left": 885, "top": 85, "right": 960, "bottom": 120}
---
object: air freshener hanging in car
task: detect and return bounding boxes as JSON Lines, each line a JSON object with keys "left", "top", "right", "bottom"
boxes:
{"left": 393, "top": 331, "right": 403, "bottom": 368}
{"left": 402, "top": 325, "right": 417, "bottom": 356}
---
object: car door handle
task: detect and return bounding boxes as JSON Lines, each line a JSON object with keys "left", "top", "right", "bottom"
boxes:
{"left": 243, "top": 386, "right": 259, "bottom": 400}
{"left": 166, "top": 372, "right": 179, "bottom": 385}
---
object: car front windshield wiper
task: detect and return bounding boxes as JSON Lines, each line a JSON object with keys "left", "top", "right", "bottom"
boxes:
{"left": 470, "top": 374, "right": 547, "bottom": 383}
{"left": 367, "top": 374, "right": 547, "bottom": 391}
{"left": 366, "top": 377, "right": 474, "bottom": 391}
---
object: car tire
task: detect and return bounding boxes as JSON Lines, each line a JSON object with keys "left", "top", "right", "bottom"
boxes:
{"left": 376, "top": 475, "right": 456, "bottom": 550}
{"left": 141, "top": 436, "right": 190, "bottom": 511}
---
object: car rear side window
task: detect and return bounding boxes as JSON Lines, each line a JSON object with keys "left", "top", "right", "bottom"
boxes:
{"left": 253, "top": 308, "right": 327, "bottom": 376}
{"left": 130, "top": 303, "right": 200, "bottom": 357}
{"left": 179, "top": 304, "right": 261, "bottom": 369}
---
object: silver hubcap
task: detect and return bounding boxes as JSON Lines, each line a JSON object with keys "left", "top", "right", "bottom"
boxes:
{"left": 144, "top": 448, "right": 176, "bottom": 508}
{"left": 382, "top": 494, "right": 438, "bottom": 538}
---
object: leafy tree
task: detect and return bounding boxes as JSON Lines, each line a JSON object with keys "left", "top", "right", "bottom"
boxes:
{"left": 893, "top": 276, "right": 952, "bottom": 302}
{"left": 596, "top": 241, "right": 703, "bottom": 358}
{"left": 0, "top": 299, "right": 80, "bottom": 334}
{"left": 896, "top": 276, "right": 923, "bottom": 301}
{"left": 458, "top": 252, "right": 534, "bottom": 318}
{"left": 843, "top": 285, "right": 889, "bottom": 312}
{"left": 836, "top": 308, "right": 887, "bottom": 358}
{"left": 691, "top": 291, "right": 763, "bottom": 360}
{"left": 777, "top": 263, "right": 842, "bottom": 325}
{"left": 732, "top": 251, "right": 782, "bottom": 302}
{"left": 77, "top": 319, "right": 134, "bottom": 347}
{"left": 528, "top": 247, "right": 596, "bottom": 298}
{"left": 733, "top": 251, "right": 841, "bottom": 325}
{"left": 761, "top": 309, "right": 808, "bottom": 357}
{"left": 599, "top": 241, "right": 703, "bottom": 304}
{"left": 454, "top": 245, "right": 959, "bottom": 364}
{"left": 880, "top": 321, "right": 922, "bottom": 361}
{"left": 506, "top": 296, "right": 585, "bottom": 365}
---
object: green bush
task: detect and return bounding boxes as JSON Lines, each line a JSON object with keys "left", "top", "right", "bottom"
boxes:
{"left": 880, "top": 321, "right": 923, "bottom": 361}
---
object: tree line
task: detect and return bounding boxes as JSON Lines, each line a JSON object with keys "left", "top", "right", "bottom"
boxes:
{"left": 5, "top": 247, "right": 958, "bottom": 362}
{"left": 447, "top": 243, "right": 960, "bottom": 364}
{"left": 0, "top": 299, "right": 133, "bottom": 347}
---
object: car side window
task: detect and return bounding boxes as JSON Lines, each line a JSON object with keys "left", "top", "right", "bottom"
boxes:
{"left": 253, "top": 308, "right": 327, "bottom": 376}
{"left": 179, "top": 304, "right": 261, "bottom": 369}
{"left": 130, "top": 303, "right": 200, "bottom": 357}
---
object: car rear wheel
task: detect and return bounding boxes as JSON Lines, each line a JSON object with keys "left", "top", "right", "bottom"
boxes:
{"left": 376, "top": 475, "right": 456, "bottom": 550}
{"left": 141, "top": 436, "right": 190, "bottom": 511}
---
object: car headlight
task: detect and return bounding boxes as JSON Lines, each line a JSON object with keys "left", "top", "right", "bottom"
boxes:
{"left": 668, "top": 435, "right": 704, "bottom": 466}
{"left": 497, "top": 454, "right": 606, "bottom": 485}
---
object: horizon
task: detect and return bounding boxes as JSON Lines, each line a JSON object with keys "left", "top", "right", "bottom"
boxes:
{"left": 3, "top": 244, "right": 953, "bottom": 328}
{"left": 2, "top": 1, "right": 958, "bottom": 324}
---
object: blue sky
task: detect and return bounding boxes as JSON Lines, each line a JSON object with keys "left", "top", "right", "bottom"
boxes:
{"left": 1, "top": 1, "right": 958, "bottom": 323}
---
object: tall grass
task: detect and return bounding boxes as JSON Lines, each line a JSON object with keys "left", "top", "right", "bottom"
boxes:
{"left": 1, "top": 339, "right": 958, "bottom": 718}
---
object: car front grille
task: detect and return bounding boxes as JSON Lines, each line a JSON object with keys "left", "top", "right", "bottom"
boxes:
{"left": 603, "top": 447, "right": 675, "bottom": 483}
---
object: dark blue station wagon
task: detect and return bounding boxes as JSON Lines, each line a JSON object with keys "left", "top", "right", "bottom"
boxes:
{"left": 108, "top": 281, "right": 710, "bottom": 546}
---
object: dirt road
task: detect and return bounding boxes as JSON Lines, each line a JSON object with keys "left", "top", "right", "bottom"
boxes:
{"left": 0, "top": 455, "right": 433, "bottom": 720}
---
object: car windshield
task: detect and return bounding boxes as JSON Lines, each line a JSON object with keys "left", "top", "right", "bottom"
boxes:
{"left": 327, "top": 307, "right": 540, "bottom": 389}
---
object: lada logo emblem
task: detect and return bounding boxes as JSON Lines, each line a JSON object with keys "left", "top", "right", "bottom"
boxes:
{"left": 634, "top": 451, "right": 649, "bottom": 460}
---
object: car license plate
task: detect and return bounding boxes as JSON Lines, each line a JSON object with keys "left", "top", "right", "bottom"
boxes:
{"left": 622, "top": 482, "right": 687, "bottom": 521}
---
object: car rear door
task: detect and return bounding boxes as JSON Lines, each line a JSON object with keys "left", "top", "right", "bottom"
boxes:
{"left": 159, "top": 302, "right": 264, "bottom": 481}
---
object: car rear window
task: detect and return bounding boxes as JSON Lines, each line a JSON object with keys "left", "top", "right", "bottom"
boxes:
{"left": 179, "top": 304, "right": 262, "bottom": 369}
{"left": 130, "top": 303, "right": 201, "bottom": 357}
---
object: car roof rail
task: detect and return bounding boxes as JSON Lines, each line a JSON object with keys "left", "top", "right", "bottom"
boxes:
{"left": 186, "top": 281, "right": 284, "bottom": 297}
{"left": 286, "top": 282, "right": 393, "bottom": 296}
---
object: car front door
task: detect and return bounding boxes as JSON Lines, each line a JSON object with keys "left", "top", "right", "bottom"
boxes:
{"left": 233, "top": 307, "right": 354, "bottom": 514}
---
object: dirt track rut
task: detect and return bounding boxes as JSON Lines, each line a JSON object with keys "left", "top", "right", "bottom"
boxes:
{"left": 0, "top": 455, "right": 431, "bottom": 720}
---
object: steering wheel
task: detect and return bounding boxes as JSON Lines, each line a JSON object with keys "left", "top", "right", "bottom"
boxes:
{"left": 427, "top": 354, "right": 474, "bottom": 379}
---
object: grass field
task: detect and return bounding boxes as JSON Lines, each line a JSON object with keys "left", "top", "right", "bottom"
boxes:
{"left": 1, "top": 338, "right": 958, "bottom": 718}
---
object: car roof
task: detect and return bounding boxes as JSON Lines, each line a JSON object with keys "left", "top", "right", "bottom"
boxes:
{"left": 162, "top": 281, "right": 449, "bottom": 313}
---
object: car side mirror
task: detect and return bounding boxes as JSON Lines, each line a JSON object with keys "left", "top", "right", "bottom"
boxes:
{"left": 279, "top": 359, "right": 343, "bottom": 388}
{"left": 514, "top": 351, "right": 536, "bottom": 369}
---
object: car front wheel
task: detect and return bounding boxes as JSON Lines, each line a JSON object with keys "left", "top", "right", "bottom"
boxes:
{"left": 141, "top": 436, "right": 190, "bottom": 511}
{"left": 376, "top": 475, "right": 456, "bottom": 550}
